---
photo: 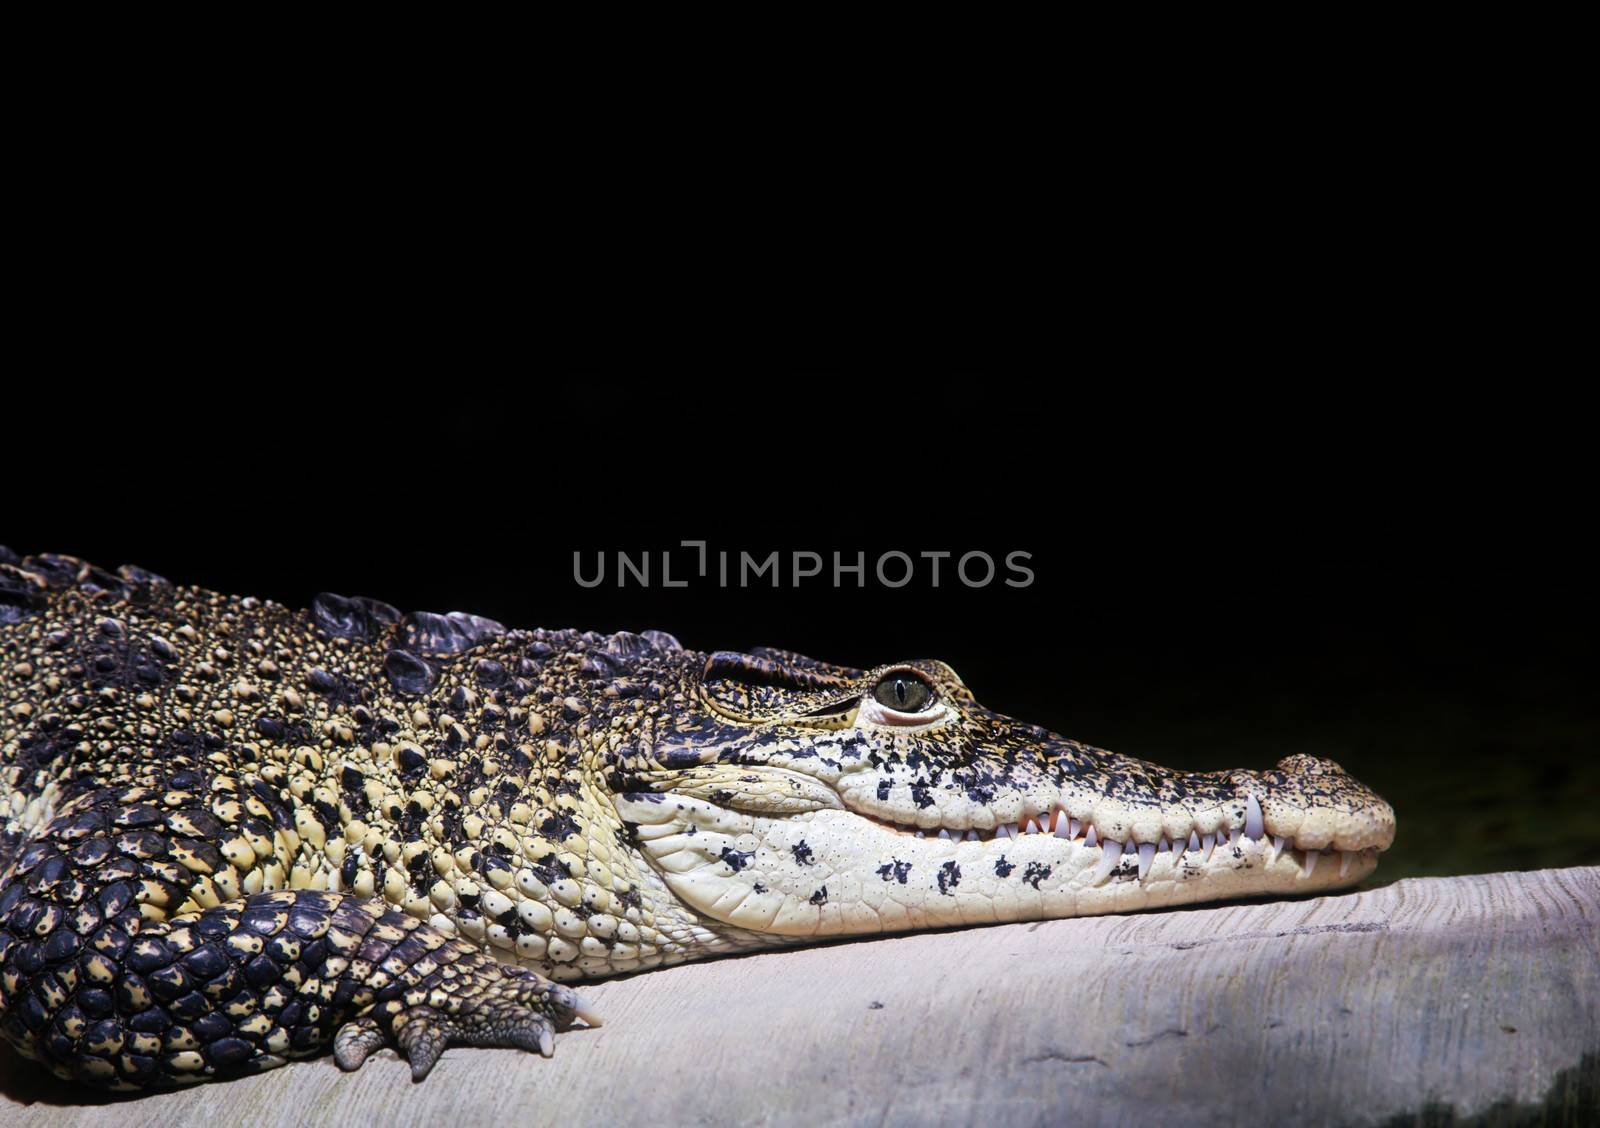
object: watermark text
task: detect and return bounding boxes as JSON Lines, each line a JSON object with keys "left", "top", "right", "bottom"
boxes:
{"left": 573, "top": 542, "right": 1034, "bottom": 588}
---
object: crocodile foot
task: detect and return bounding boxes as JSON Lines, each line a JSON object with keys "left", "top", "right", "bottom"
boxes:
{"left": 334, "top": 964, "right": 602, "bottom": 1081}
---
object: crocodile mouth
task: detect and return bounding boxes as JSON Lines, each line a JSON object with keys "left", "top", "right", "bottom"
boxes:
{"left": 854, "top": 801, "right": 1378, "bottom": 883}
{"left": 615, "top": 760, "right": 1392, "bottom": 939}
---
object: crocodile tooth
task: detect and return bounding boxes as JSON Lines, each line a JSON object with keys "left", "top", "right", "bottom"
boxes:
{"left": 1068, "top": 818, "right": 1081, "bottom": 839}
{"left": 1158, "top": 837, "right": 1171, "bottom": 854}
{"left": 1053, "top": 816, "right": 1074, "bottom": 840}
{"left": 1084, "top": 825, "right": 1098, "bottom": 848}
{"left": 1244, "top": 794, "right": 1265, "bottom": 840}
{"left": 1092, "top": 839, "right": 1123, "bottom": 883}
{"left": 1265, "top": 835, "right": 1285, "bottom": 866}
{"left": 965, "top": 829, "right": 980, "bottom": 842}
{"left": 937, "top": 829, "right": 951, "bottom": 841}
{"left": 1339, "top": 851, "right": 1354, "bottom": 878}
{"left": 994, "top": 824, "right": 1012, "bottom": 840}
{"left": 1022, "top": 819, "right": 1038, "bottom": 835}
{"left": 1137, "top": 842, "right": 1156, "bottom": 882}
{"left": 1201, "top": 832, "right": 1216, "bottom": 863}
{"left": 1228, "top": 828, "right": 1242, "bottom": 849}
{"left": 1303, "top": 849, "right": 1319, "bottom": 877}
{"left": 1187, "top": 831, "right": 1200, "bottom": 854}
{"left": 914, "top": 831, "right": 925, "bottom": 838}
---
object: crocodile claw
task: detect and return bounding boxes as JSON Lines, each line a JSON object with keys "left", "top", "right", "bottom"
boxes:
{"left": 333, "top": 1015, "right": 388, "bottom": 1072}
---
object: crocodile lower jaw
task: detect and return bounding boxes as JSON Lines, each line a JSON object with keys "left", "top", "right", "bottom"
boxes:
{"left": 616, "top": 796, "right": 1380, "bottom": 940}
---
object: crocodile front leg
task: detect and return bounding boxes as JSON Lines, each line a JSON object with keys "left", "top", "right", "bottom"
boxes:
{"left": 0, "top": 786, "right": 598, "bottom": 1089}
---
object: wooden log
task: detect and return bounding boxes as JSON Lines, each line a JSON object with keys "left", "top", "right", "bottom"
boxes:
{"left": 3, "top": 867, "right": 1596, "bottom": 1126}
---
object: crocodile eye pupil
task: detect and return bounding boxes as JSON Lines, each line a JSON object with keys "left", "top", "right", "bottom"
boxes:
{"left": 874, "top": 674, "right": 931, "bottom": 713}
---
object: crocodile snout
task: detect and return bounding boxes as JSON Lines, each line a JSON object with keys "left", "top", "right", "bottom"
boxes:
{"left": 1246, "top": 754, "right": 1396, "bottom": 853}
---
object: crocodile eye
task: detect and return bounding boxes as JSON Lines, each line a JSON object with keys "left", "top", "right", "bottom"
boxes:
{"left": 872, "top": 673, "right": 933, "bottom": 713}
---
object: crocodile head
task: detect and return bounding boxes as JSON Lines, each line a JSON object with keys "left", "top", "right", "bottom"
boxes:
{"left": 611, "top": 647, "right": 1395, "bottom": 941}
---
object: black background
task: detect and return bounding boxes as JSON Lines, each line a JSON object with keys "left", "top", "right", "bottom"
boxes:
{"left": 5, "top": 378, "right": 1595, "bottom": 882}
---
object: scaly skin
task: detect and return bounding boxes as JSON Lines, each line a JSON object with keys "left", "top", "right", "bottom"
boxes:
{"left": 0, "top": 549, "right": 1394, "bottom": 1089}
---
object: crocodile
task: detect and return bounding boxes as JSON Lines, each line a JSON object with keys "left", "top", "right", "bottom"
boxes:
{"left": 0, "top": 548, "right": 1395, "bottom": 1090}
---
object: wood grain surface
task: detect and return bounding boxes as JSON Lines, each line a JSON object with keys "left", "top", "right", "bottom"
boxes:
{"left": 2, "top": 867, "right": 1595, "bottom": 1127}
